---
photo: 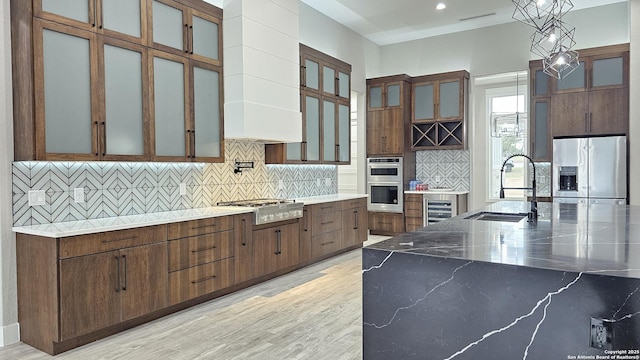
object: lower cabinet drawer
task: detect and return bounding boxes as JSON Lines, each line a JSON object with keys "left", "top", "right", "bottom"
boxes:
{"left": 311, "top": 231, "right": 341, "bottom": 258}
{"left": 168, "top": 230, "right": 234, "bottom": 272}
{"left": 311, "top": 212, "right": 342, "bottom": 236}
{"left": 168, "top": 258, "right": 235, "bottom": 305}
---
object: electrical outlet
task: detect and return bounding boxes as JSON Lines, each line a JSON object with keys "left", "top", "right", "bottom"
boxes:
{"left": 590, "top": 318, "right": 613, "bottom": 350}
{"left": 179, "top": 183, "right": 187, "bottom": 196}
{"left": 316, "top": 178, "right": 321, "bottom": 186}
{"left": 28, "top": 190, "right": 46, "bottom": 207}
{"left": 278, "top": 180, "right": 284, "bottom": 190}
{"left": 435, "top": 175, "right": 441, "bottom": 183}
{"left": 73, "top": 188, "right": 85, "bottom": 203}
{"left": 324, "top": 178, "right": 331, "bottom": 187}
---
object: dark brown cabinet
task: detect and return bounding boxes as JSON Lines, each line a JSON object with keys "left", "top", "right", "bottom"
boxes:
{"left": 12, "top": 0, "right": 224, "bottom": 162}
{"left": 366, "top": 75, "right": 411, "bottom": 157}
{"left": 404, "top": 193, "right": 423, "bottom": 232}
{"left": 529, "top": 61, "right": 552, "bottom": 162}
{"left": 341, "top": 199, "right": 368, "bottom": 248}
{"left": 298, "top": 206, "right": 313, "bottom": 263}
{"left": 266, "top": 44, "right": 351, "bottom": 165}
{"left": 410, "top": 70, "right": 469, "bottom": 150}
{"left": 253, "top": 222, "right": 300, "bottom": 278}
{"left": 368, "top": 211, "right": 404, "bottom": 236}
{"left": 234, "top": 213, "right": 254, "bottom": 284}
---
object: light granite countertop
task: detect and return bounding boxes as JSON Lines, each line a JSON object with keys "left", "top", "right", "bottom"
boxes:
{"left": 13, "top": 193, "right": 368, "bottom": 238}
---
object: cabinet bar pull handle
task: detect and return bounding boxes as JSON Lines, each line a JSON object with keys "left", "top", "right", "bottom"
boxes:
{"left": 589, "top": 112, "right": 592, "bottom": 133}
{"left": 242, "top": 218, "right": 247, "bottom": 246}
{"left": 320, "top": 221, "right": 334, "bottom": 225}
{"left": 321, "top": 241, "right": 334, "bottom": 246}
{"left": 94, "top": 121, "right": 99, "bottom": 156}
{"left": 191, "top": 275, "right": 217, "bottom": 284}
{"left": 191, "top": 246, "right": 216, "bottom": 253}
{"left": 354, "top": 210, "right": 358, "bottom": 229}
{"left": 378, "top": 222, "right": 391, "bottom": 225}
{"left": 320, "top": 206, "right": 332, "bottom": 210}
{"left": 276, "top": 229, "right": 282, "bottom": 255}
{"left": 584, "top": 113, "right": 588, "bottom": 132}
{"left": 189, "top": 25, "right": 194, "bottom": 54}
{"left": 102, "top": 236, "right": 137, "bottom": 244}
{"left": 301, "top": 64, "right": 306, "bottom": 87}
{"left": 101, "top": 122, "right": 106, "bottom": 156}
{"left": 185, "top": 24, "right": 189, "bottom": 53}
{"left": 122, "top": 254, "right": 127, "bottom": 291}
{"left": 98, "top": 5, "right": 103, "bottom": 29}
{"left": 191, "top": 224, "right": 216, "bottom": 230}
{"left": 190, "top": 130, "right": 196, "bottom": 159}
{"left": 303, "top": 209, "right": 308, "bottom": 232}
{"left": 115, "top": 255, "right": 120, "bottom": 292}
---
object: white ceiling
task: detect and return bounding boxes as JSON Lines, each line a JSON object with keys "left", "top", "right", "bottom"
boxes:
{"left": 205, "top": 0, "right": 626, "bottom": 46}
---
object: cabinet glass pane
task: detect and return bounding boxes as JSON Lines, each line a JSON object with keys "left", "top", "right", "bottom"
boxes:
{"left": 338, "top": 104, "right": 350, "bottom": 162}
{"left": 387, "top": 84, "right": 400, "bottom": 107}
{"left": 152, "top": 1, "right": 183, "bottom": 50}
{"left": 414, "top": 84, "right": 434, "bottom": 120}
{"left": 104, "top": 45, "right": 144, "bottom": 156}
{"left": 323, "top": 66, "right": 335, "bottom": 95}
{"left": 338, "top": 71, "right": 349, "bottom": 98}
{"left": 439, "top": 81, "right": 460, "bottom": 118}
{"left": 102, "top": 0, "right": 141, "bottom": 38}
{"left": 592, "top": 57, "right": 623, "bottom": 87}
{"left": 286, "top": 142, "right": 302, "bottom": 161}
{"left": 369, "top": 86, "right": 382, "bottom": 108}
{"left": 305, "top": 59, "right": 319, "bottom": 90}
{"left": 43, "top": 30, "right": 92, "bottom": 154}
{"left": 534, "top": 70, "right": 548, "bottom": 96}
{"left": 42, "top": 0, "right": 89, "bottom": 23}
{"left": 323, "top": 101, "right": 336, "bottom": 162}
{"left": 153, "top": 57, "right": 186, "bottom": 157}
{"left": 534, "top": 102, "right": 548, "bottom": 159}
{"left": 192, "top": 16, "right": 218, "bottom": 60}
{"left": 306, "top": 96, "right": 320, "bottom": 161}
{"left": 193, "top": 67, "right": 221, "bottom": 158}
{"left": 557, "top": 62, "right": 585, "bottom": 90}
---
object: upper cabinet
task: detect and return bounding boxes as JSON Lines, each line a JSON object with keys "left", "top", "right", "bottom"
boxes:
{"left": 528, "top": 43, "right": 629, "bottom": 155}
{"left": 366, "top": 75, "right": 412, "bottom": 157}
{"left": 367, "top": 81, "right": 405, "bottom": 110}
{"left": 149, "top": 0, "right": 221, "bottom": 66}
{"left": 265, "top": 44, "right": 352, "bottom": 165}
{"left": 410, "top": 70, "right": 469, "bottom": 150}
{"left": 34, "top": 0, "right": 148, "bottom": 44}
{"left": 13, "top": 0, "right": 224, "bottom": 162}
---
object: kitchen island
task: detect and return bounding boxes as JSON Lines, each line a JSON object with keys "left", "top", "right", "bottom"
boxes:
{"left": 363, "top": 201, "right": 640, "bottom": 359}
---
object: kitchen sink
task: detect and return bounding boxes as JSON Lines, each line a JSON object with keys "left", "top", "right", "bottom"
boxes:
{"left": 465, "top": 211, "right": 528, "bottom": 222}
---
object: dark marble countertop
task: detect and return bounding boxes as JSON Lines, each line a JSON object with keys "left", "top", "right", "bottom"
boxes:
{"left": 366, "top": 200, "right": 640, "bottom": 278}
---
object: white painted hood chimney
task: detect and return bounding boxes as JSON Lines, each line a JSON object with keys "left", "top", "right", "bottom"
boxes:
{"left": 223, "top": 0, "right": 302, "bottom": 142}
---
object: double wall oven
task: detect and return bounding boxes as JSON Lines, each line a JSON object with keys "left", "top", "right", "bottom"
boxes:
{"left": 367, "top": 157, "right": 403, "bottom": 213}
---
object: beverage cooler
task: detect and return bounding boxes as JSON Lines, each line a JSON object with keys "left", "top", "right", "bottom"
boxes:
{"left": 423, "top": 194, "right": 468, "bottom": 226}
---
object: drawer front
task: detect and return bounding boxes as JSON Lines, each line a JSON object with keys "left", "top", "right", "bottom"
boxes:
{"left": 405, "top": 217, "right": 424, "bottom": 232}
{"left": 168, "top": 216, "right": 234, "bottom": 240}
{"left": 168, "top": 230, "right": 234, "bottom": 272}
{"left": 311, "top": 211, "right": 342, "bottom": 236}
{"left": 311, "top": 231, "right": 341, "bottom": 258}
{"left": 59, "top": 225, "right": 167, "bottom": 259}
{"left": 341, "top": 198, "right": 367, "bottom": 210}
{"left": 405, "top": 194, "right": 423, "bottom": 203}
{"left": 168, "top": 258, "right": 234, "bottom": 305}
{"left": 404, "top": 200, "right": 422, "bottom": 212}
{"left": 405, "top": 208, "right": 422, "bottom": 218}
{"left": 369, "top": 212, "right": 404, "bottom": 234}
{"left": 312, "top": 202, "right": 341, "bottom": 215}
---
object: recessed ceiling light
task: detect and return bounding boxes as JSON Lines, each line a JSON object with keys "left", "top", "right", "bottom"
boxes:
{"left": 436, "top": 3, "right": 446, "bottom": 10}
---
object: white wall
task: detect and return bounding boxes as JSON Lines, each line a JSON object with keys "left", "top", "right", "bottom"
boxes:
{"left": 0, "top": 0, "right": 19, "bottom": 346}
{"left": 375, "top": 3, "right": 631, "bottom": 209}
{"left": 630, "top": 0, "right": 640, "bottom": 205}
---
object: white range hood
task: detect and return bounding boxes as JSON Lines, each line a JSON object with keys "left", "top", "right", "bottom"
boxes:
{"left": 223, "top": 0, "right": 302, "bottom": 142}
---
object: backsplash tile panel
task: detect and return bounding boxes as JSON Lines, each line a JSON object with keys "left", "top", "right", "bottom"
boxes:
{"left": 416, "top": 150, "right": 470, "bottom": 191}
{"left": 12, "top": 140, "right": 338, "bottom": 226}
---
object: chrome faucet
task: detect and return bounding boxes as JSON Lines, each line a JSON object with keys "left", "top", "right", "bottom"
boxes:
{"left": 499, "top": 154, "right": 538, "bottom": 222}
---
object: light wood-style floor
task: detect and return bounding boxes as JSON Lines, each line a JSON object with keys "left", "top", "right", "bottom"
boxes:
{"left": 0, "top": 236, "right": 390, "bottom": 360}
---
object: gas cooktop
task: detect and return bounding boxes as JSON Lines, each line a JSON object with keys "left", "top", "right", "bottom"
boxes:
{"left": 217, "top": 198, "right": 303, "bottom": 225}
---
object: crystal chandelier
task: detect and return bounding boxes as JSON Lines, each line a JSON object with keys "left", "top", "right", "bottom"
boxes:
{"left": 512, "top": 0, "right": 579, "bottom": 79}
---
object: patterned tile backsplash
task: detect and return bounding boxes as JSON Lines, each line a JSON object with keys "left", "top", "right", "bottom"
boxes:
{"left": 415, "top": 150, "right": 471, "bottom": 191}
{"left": 12, "top": 140, "right": 338, "bottom": 226}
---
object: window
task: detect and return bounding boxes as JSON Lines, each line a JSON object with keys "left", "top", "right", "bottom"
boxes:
{"left": 486, "top": 85, "right": 528, "bottom": 200}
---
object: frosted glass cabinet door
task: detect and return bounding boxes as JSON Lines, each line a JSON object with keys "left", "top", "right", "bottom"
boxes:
{"left": 338, "top": 71, "right": 349, "bottom": 99}
{"left": 414, "top": 83, "right": 434, "bottom": 120}
{"left": 592, "top": 57, "right": 624, "bottom": 87}
{"left": 533, "top": 100, "right": 549, "bottom": 160}
{"left": 41, "top": 28, "right": 94, "bottom": 155}
{"left": 152, "top": 0, "right": 185, "bottom": 51}
{"left": 306, "top": 95, "right": 321, "bottom": 162}
{"left": 193, "top": 65, "right": 222, "bottom": 159}
{"left": 323, "top": 100, "right": 336, "bottom": 162}
{"left": 101, "top": 0, "right": 143, "bottom": 39}
{"left": 304, "top": 58, "right": 320, "bottom": 91}
{"left": 368, "top": 85, "right": 383, "bottom": 109}
{"left": 103, "top": 43, "right": 145, "bottom": 156}
{"left": 438, "top": 80, "right": 461, "bottom": 118}
{"left": 323, "top": 66, "right": 335, "bottom": 95}
{"left": 556, "top": 62, "right": 585, "bottom": 91}
{"left": 386, "top": 84, "right": 401, "bottom": 107}
{"left": 41, "top": 0, "right": 91, "bottom": 24}
{"left": 338, "top": 103, "right": 350, "bottom": 162}
{"left": 153, "top": 56, "right": 187, "bottom": 157}
{"left": 191, "top": 14, "right": 219, "bottom": 62}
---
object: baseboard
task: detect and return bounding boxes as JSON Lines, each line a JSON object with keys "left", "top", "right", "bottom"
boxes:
{"left": 0, "top": 322, "right": 20, "bottom": 346}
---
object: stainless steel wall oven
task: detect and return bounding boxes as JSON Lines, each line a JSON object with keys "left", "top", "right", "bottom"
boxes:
{"left": 367, "top": 157, "right": 403, "bottom": 213}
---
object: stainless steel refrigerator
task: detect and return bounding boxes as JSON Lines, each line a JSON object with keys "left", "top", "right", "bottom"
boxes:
{"left": 552, "top": 135, "right": 626, "bottom": 205}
